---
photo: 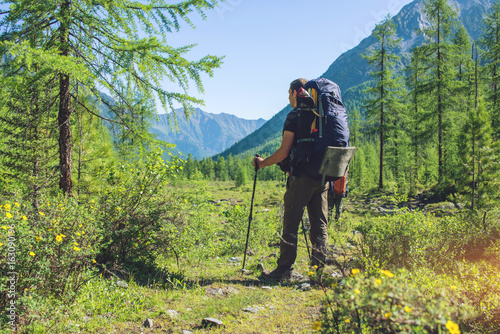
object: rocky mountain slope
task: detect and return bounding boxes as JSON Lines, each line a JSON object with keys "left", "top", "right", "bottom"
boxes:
{"left": 150, "top": 108, "right": 266, "bottom": 159}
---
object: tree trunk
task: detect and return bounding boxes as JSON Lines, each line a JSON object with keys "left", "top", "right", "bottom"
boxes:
{"left": 33, "top": 124, "right": 39, "bottom": 211}
{"left": 379, "top": 46, "right": 385, "bottom": 190}
{"left": 437, "top": 10, "right": 444, "bottom": 179}
{"left": 58, "top": 0, "right": 73, "bottom": 196}
{"left": 59, "top": 72, "right": 73, "bottom": 195}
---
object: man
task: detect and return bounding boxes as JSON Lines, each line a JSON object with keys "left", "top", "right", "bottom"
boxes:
{"left": 328, "top": 175, "right": 348, "bottom": 221}
{"left": 253, "top": 78, "right": 329, "bottom": 280}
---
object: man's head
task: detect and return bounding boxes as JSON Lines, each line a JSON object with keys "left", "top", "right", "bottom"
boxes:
{"left": 289, "top": 78, "right": 313, "bottom": 108}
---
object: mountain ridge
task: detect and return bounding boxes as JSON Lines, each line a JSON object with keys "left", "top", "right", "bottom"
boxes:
{"left": 150, "top": 108, "right": 266, "bottom": 159}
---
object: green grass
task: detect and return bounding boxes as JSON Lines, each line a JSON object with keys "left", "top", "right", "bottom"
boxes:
{"left": 5, "top": 181, "right": 500, "bottom": 333}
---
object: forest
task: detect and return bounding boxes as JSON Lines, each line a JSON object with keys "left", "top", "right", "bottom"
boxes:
{"left": 1, "top": 0, "right": 500, "bottom": 333}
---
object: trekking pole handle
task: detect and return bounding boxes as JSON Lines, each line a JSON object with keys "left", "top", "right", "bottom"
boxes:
{"left": 254, "top": 154, "right": 261, "bottom": 172}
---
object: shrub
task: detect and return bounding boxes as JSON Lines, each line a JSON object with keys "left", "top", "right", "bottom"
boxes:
{"left": 95, "top": 149, "right": 185, "bottom": 277}
{"left": 0, "top": 196, "right": 100, "bottom": 311}
{"left": 354, "top": 209, "right": 485, "bottom": 271}
{"left": 317, "top": 269, "right": 465, "bottom": 333}
{"left": 452, "top": 261, "right": 500, "bottom": 332}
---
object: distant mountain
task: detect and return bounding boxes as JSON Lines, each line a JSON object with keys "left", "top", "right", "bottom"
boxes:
{"left": 150, "top": 108, "right": 266, "bottom": 159}
{"left": 218, "top": 0, "right": 494, "bottom": 158}
{"left": 215, "top": 104, "right": 292, "bottom": 159}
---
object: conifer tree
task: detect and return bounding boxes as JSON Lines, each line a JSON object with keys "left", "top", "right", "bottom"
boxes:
{"left": 349, "top": 107, "right": 362, "bottom": 148}
{"left": 405, "top": 46, "right": 435, "bottom": 191}
{"left": 200, "top": 157, "right": 215, "bottom": 180}
{"left": 215, "top": 156, "right": 228, "bottom": 181}
{"left": 0, "top": 0, "right": 222, "bottom": 196}
{"left": 458, "top": 98, "right": 499, "bottom": 211}
{"left": 445, "top": 24, "right": 474, "bottom": 182}
{"left": 362, "top": 15, "right": 403, "bottom": 189}
{"left": 73, "top": 107, "right": 117, "bottom": 198}
{"left": 458, "top": 45, "right": 500, "bottom": 211}
{"left": 350, "top": 146, "right": 368, "bottom": 190}
{"left": 235, "top": 163, "right": 248, "bottom": 188}
{"left": 418, "top": 0, "right": 459, "bottom": 180}
{"left": 480, "top": 0, "right": 500, "bottom": 139}
{"left": 0, "top": 66, "right": 59, "bottom": 208}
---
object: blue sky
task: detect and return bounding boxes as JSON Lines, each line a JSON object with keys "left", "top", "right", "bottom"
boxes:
{"left": 160, "top": 0, "right": 413, "bottom": 120}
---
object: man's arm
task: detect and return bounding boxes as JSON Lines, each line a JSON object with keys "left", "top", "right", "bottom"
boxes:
{"left": 253, "top": 131, "right": 294, "bottom": 169}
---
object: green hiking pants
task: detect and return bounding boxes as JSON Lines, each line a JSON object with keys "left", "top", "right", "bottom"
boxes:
{"left": 328, "top": 193, "right": 344, "bottom": 220}
{"left": 277, "top": 173, "right": 329, "bottom": 269}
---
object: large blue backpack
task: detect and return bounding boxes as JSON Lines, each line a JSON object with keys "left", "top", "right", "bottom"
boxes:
{"left": 290, "top": 78, "right": 350, "bottom": 181}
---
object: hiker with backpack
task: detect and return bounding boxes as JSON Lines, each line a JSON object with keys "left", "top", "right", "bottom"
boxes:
{"left": 253, "top": 77, "right": 350, "bottom": 280}
{"left": 328, "top": 172, "right": 348, "bottom": 221}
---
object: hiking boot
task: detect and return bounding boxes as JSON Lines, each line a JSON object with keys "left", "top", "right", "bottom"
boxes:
{"left": 261, "top": 266, "right": 292, "bottom": 281}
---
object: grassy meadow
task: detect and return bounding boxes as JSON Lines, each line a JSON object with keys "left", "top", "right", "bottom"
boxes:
{"left": 2, "top": 177, "right": 499, "bottom": 333}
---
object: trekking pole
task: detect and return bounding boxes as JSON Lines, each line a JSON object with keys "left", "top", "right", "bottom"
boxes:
{"left": 242, "top": 154, "right": 261, "bottom": 272}
{"left": 301, "top": 217, "right": 311, "bottom": 264}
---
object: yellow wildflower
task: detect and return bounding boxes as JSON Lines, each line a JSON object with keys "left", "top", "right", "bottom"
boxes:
{"left": 375, "top": 279, "right": 382, "bottom": 285}
{"left": 352, "top": 268, "right": 360, "bottom": 275}
{"left": 450, "top": 285, "right": 457, "bottom": 290}
{"left": 35, "top": 236, "right": 42, "bottom": 241}
{"left": 92, "top": 259, "right": 96, "bottom": 263}
{"left": 74, "top": 242, "right": 78, "bottom": 246}
{"left": 0, "top": 243, "right": 3, "bottom": 247}
{"left": 4, "top": 204, "right": 11, "bottom": 211}
{"left": 76, "top": 232, "right": 81, "bottom": 236}
{"left": 6, "top": 212, "right": 12, "bottom": 219}
{"left": 345, "top": 319, "right": 350, "bottom": 323}
{"left": 445, "top": 320, "right": 460, "bottom": 334}
{"left": 311, "top": 321, "right": 321, "bottom": 331}
{"left": 354, "top": 289, "right": 360, "bottom": 294}
{"left": 404, "top": 306, "right": 412, "bottom": 313}
{"left": 1, "top": 225, "right": 7, "bottom": 229}
{"left": 39, "top": 212, "right": 45, "bottom": 216}
{"left": 82, "top": 231, "right": 85, "bottom": 235}
{"left": 381, "top": 270, "right": 394, "bottom": 278}
{"left": 384, "top": 312, "right": 391, "bottom": 319}
{"left": 74, "top": 246, "right": 81, "bottom": 251}
{"left": 56, "top": 235, "right": 63, "bottom": 242}
{"left": 308, "top": 271, "right": 314, "bottom": 276}
{"left": 60, "top": 234, "right": 66, "bottom": 237}
{"left": 14, "top": 202, "right": 20, "bottom": 207}
{"left": 313, "top": 265, "right": 318, "bottom": 269}
{"left": 29, "top": 251, "right": 35, "bottom": 256}
{"left": 22, "top": 216, "right": 27, "bottom": 220}
{"left": 79, "top": 224, "right": 82, "bottom": 227}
